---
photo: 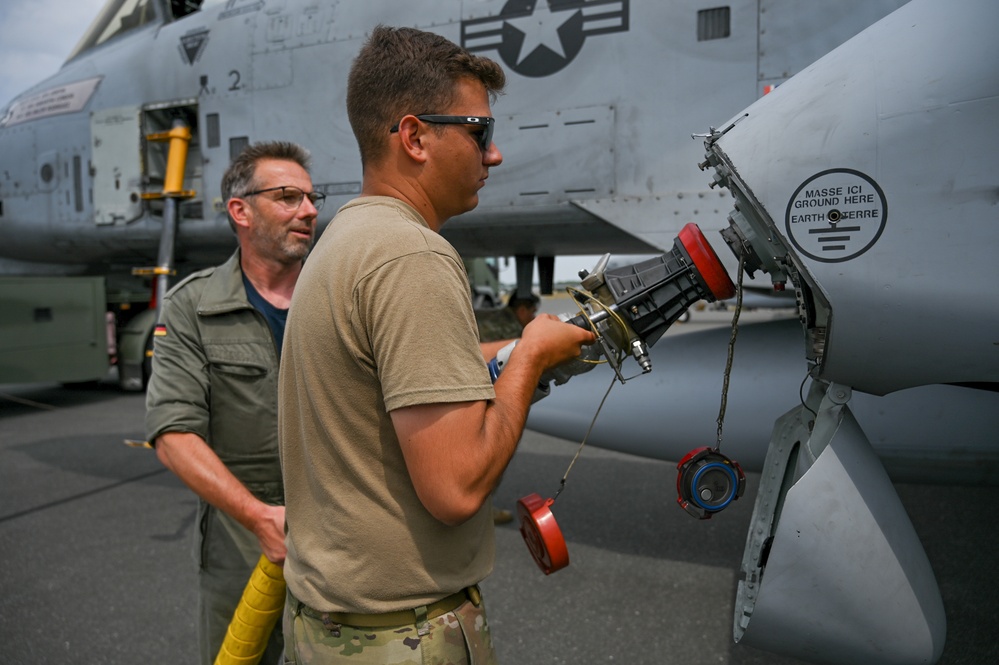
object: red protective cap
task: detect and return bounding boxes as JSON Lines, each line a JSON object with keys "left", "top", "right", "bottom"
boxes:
{"left": 517, "top": 493, "right": 569, "bottom": 575}
{"left": 678, "top": 223, "right": 736, "bottom": 301}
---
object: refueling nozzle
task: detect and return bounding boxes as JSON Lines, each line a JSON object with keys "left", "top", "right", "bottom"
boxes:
{"left": 566, "top": 222, "right": 735, "bottom": 383}
{"left": 488, "top": 223, "right": 735, "bottom": 391}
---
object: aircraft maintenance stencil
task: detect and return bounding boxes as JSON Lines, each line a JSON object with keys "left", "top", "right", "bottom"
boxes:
{"left": 0, "top": 77, "right": 103, "bottom": 127}
{"left": 785, "top": 168, "right": 887, "bottom": 263}
{"left": 462, "top": 0, "right": 629, "bottom": 78}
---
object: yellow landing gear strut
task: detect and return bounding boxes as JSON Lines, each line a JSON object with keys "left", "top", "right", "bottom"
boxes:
{"left": 135, "top": 120, "right": 196, "bottom": 316}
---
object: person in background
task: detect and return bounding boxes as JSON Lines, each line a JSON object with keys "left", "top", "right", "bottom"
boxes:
{"left": 475, "top": 290, "right": 540, "bottom": 343}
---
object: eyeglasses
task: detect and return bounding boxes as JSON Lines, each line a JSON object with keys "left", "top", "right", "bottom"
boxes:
{"left": 240, "top": 185, "right": 326, "bottom": 212}
{"left": 390, "top": 115, "right": 495, "bottom": 152}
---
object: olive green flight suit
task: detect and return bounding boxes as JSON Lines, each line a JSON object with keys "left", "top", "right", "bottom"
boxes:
{"left": 146, "top": 250, "right": 284, "bottom": 665}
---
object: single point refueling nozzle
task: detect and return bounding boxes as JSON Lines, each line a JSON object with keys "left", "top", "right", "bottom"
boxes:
{"left": 565, "top": 222, "right": 735, "bottom": 383}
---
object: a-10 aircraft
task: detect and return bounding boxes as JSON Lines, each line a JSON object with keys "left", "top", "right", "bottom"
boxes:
{"left": 0, "top": 0, "right": 911, "bottom": 387}
{"left": 2, "top": 0, "right": 997, "bottom": 664}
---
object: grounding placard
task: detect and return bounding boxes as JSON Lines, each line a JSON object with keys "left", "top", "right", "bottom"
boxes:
{"left": 785, "top": 169, "right": 887, "bottom": 263}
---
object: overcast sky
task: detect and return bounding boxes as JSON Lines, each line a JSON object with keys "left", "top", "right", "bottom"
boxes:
{"left": 0, "top": 0, "right": 603, "bottom": 287}
{"left": 0, "top": 0, "right": 107, "bottom": 108}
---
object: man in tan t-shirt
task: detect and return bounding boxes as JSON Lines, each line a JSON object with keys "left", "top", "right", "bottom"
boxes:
{"left": 278, "top": 26, "right": 594, "bottom": 664}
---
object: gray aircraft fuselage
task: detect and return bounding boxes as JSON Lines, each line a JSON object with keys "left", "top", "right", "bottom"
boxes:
{"left": 0, "top": 0, "right": 909, "bottom": 279}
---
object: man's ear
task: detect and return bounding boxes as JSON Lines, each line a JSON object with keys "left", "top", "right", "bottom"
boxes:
{"left": 226, "top": 197, "right": 251, "bottom": 230}
{"left": 396, "top": 115, "right": 430, "bottom": 164}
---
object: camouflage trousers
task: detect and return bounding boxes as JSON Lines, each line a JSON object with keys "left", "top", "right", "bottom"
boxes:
{"left": 282, "top": 590, "right": 498, "bottom": 665}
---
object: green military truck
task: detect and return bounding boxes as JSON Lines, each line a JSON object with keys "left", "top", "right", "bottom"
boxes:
{"left": 0, "top": 275, "right": 157, "bottom": 390}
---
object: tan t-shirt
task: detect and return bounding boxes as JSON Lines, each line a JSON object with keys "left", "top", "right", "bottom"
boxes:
{"left": 280, "top": 196, "right": 497, "bottom": 614}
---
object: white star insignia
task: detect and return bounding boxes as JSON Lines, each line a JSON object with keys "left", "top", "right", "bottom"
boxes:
{"left": 504, "top": 2, "right": 573, "bottom": 65}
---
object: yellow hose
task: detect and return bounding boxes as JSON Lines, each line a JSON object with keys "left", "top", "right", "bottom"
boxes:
{"left": 214, "top": 554, "right": 286, "bottom": 665}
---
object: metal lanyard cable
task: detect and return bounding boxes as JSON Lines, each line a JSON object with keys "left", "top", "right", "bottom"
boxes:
{"left": 715, "top": 250, "right": 746, "bottom": 452}
{"left": 675, "top": 250, "right": 748, "bottom": 520}
{"left": 552, "top": 373, "right": 617, "bottom": 503}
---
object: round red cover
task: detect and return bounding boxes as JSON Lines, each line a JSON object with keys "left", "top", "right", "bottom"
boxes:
{"left": 517, "top": 493, "right": 570, "bottom": 575}
{"left": 678, "top": 223, "right": 736, "bottom": 301}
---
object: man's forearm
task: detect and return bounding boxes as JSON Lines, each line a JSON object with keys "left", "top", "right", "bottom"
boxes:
{"left": 155, "top": 432, "right": 271, "bottom": 535}
{"left": 393, "top": 340, "right": 546, "bottom": 526}
{"left": 394, "top": 315, "right": 595, "bottom": 526}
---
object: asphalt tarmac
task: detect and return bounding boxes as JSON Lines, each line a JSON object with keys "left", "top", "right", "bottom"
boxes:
{"left": 1, "top": 372, "right": 996, "bottom": 665}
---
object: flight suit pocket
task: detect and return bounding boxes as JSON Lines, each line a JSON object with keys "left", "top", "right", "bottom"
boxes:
{"left": 205, "top": 341, "right": 271, "bottom": 378}
{"left": 211, "top": 362, "right": 268, "bottom": 378}
{"left": 204, "top": 340, "right": 277, "bottom": 456}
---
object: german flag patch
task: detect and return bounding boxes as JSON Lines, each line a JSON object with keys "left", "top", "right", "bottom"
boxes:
{"left": 154, "top": 324, "right": 168, "bottom": 337}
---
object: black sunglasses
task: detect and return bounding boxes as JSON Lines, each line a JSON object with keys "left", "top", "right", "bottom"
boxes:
{"left": 390, "top": 114, "right": 495, "bottom": 152}
{"left": 240, "top": 185, "right": 326, "bottom": 212}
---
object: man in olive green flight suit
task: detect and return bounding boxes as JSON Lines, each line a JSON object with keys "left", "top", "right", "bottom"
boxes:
{"left": 145, "top": 141, "right": 323, "bottom": 665}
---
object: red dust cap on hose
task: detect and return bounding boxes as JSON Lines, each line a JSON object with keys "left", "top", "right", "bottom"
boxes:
{"left": 517, "top": 493, "right": 569, "bottom": 575}
{"left": 678, "top": 223, "right": 736, "bottom": 301}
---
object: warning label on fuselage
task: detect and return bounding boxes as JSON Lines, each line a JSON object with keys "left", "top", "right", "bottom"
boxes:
{"left": 785, "top": 169, "right": 887, "bottom": 263}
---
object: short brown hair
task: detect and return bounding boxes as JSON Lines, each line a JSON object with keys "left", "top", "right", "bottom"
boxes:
{"left": 346, "top": 25, "right": 506, "bottom": 168}
{"left": 221, "top": 141, "right": 312, "bottom": 230}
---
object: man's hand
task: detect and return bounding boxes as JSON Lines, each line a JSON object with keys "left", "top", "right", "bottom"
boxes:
{"left": 251, "top": 504, "right": 287, "bottom": 564}
{"left": 515, "top": 313, "right": 596, "bottom": 371}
